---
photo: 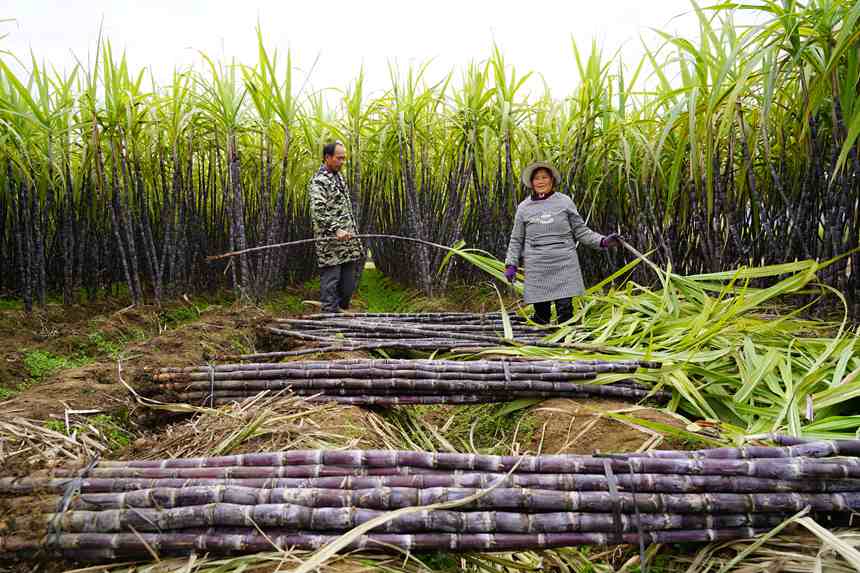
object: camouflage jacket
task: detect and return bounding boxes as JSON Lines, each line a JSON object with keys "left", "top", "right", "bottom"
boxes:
{"left": 308, "top": 164, "right": 363, "bottom": 267}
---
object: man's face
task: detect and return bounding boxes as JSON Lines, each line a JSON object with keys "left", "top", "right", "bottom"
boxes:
{"left": 325, "top": 144, "right": 347, "bottom": 172}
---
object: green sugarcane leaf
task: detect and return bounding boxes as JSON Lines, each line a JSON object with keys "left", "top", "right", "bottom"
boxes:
{"left": 734, "top": 348, "right": 780, "bottom": 404}
{"left": 831, "top": 345, "right": 856, "bottom": 387}
{"left": 490, "top": 284, "right": 514, "bottom": 340}
{"left": 605, "top": 414, "right": 726, "bottom": 447}
{"left": 492, "top": 399, "right": 541, "bottom": 419}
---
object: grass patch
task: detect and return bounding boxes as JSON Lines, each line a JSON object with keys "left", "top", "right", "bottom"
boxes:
{"left": 356, "top": 268, "right": 418, "bottom": 313}
{"left": 23, "top": 350, "right": 90, "bottom": 380}
{"left": 89, "top": 413, "right": 133, "bottom": 450}
{"left": 84, "top": 328, "right": 148, "bottom": 359}
{"left": 157, "top": 298, "right": 220, "bottom": 329}
{"left": 159, "top": 304, "right": 205, "bottom": 326}
{"left": 42, "top": 412, "right": 133, "bottom": 451}
{"left": 0, "top": 387, "right": 18, "bottom": 400}
{"left": 0, "top": 298, "right": 22, "bottom": 311}
{"left": 43, "top": 419, "right": 66, "bottom": 434}
{"left": 264, "top": 291, "right": 309, "bottom": 315}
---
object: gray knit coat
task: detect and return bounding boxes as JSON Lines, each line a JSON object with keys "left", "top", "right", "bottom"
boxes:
{"left": 505, "top": 192, "right": 605, "bottom": 304}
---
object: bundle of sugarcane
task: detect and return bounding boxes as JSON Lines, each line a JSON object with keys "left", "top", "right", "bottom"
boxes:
{"left": 244, "top": 313, "right": 562, "bottom": 359}
{"left": 3, "top": 437, "right": 860, "bottom": 562}
{"left": 137, "top": 358, "right": 666, "bottom": 407}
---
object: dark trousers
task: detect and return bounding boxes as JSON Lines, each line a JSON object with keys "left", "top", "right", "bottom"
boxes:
{"left": 319, "top": 260, "right": 358, "bottom": 313}
{"left": 533, "top": 298, "right": 574, "bottom": 325}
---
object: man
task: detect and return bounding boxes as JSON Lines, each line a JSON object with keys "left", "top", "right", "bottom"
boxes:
{"left": 308, "top": 141, "right": 363, "bottom": 313}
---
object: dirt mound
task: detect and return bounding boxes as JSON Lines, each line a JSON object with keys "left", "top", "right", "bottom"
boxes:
{"left": 527, "top": 398, "right": 689, "bottom": 455}
{"left": 2, "top": 305, "right": 266, "bottom": 422}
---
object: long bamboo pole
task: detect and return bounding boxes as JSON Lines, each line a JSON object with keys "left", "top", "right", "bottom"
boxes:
{"left": 206, "top": 234, "right": 456, "bottom": 262}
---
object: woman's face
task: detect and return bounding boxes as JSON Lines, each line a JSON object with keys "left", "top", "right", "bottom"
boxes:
{"left": 532, "top": 169, "right": 554, "bottom": 196}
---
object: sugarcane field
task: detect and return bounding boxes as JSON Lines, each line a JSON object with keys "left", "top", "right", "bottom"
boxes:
{"left": 3, "top": 0, "right": 860, "bottom": 571}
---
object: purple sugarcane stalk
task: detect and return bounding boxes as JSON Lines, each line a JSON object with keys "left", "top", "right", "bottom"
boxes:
{"left": 0, "top": 527, "right": 767, "bottom": 560}
{"left": 7, "top": 472, "right": 860, "bottom": 496}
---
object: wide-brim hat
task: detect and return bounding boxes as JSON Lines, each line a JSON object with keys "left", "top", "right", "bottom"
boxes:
{"left": 521, "top": 161, "right": 561, "bottom": 189}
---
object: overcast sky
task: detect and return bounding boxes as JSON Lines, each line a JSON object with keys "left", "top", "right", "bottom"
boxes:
{"left": 3, "top": 1, "right": 711, "bottom": 100}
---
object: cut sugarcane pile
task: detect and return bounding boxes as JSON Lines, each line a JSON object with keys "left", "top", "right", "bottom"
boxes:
{"left": 2, "top": 435, "right": 859, "bottom": 562}
{"left": 247, "top": 312, "right": 559, "bottom": 359}
{"left": 138, "top": 358, "right": 666, "bottom": 407}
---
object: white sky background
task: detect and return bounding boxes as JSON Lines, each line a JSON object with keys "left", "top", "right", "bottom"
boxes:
{"left": 2, "top": 1, "right": 735, "bottom": 103}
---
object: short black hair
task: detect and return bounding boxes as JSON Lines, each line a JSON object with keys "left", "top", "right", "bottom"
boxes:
{"left": 322, "top": 140, "right": 345, "bottom": 160}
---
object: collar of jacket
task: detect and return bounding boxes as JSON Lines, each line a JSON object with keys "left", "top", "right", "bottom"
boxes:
{"left": 530, "top": 190, "right": 556, "bottom": 201}
{"left": 318, "top": 164, "right": 339, "bottom": 177}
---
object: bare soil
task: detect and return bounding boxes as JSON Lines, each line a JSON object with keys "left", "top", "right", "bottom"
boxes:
{"left": 528, "top": 398, "right": 690, "bottom": 455}
{"left": 1, "top": 303, "right": 266, "bottom": 422}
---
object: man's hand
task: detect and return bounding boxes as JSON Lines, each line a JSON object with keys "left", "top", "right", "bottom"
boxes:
{"left": 600, "top": 233, "right": 623, "bottom": 249}
{"left": 504, "top": 265, "right": 518, "bottom": 284}
{"left": 335, "top": 229, "right": 353, "bottom": 241}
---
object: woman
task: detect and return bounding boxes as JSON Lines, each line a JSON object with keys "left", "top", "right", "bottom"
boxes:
{"left": 504, "top": 161, "right": 621, "bottom": 325}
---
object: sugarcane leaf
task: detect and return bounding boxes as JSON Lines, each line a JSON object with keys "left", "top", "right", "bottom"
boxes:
{"left": 734, "top": 347, "right": 780, "bottom": 404}
{"left": 492, "top": 399, "right": 541, "bottom": 419}
{"left": 605, "top": 414, "right": 726, "bottom": 447}
{"left": 716, "top": 507, "right": 811, "bottom": 573}
{"left": 830, "top": 345, "right": 856, "bottom": 387}
{"left": 796, "top": 516, "right": 860, "bottom": 569}
{"left": 489, "top": 284, "right": 513, "bottom": 340}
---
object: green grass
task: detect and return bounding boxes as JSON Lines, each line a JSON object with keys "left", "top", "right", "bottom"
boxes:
{"left": 85, "top": 328, "right": 148, "bottom": 359}
{"left": 0, "top": 387, "right": 17, "bottom": 400}
{"left": 264, "top": 291, "right": 309, "bottom": 315}
{"left": 23, "top": 350, "right": 90, "bottom": 380}
{"left": 89, "top": 413, "right": 133, "bottom": 450}
{"left": 0, "top": 298, "right": 23, "bottom": 311}
{"left": 43, "top": 419, "right": 66, "bottom": 434}
{"left": 356, "top": 268, "right": 418, "bottom": 313}
{"left": 159, "top": 304, "right": 206, "bottom": 326}
{"left": 41, "top": 412, "right": 133, "bottom": 449}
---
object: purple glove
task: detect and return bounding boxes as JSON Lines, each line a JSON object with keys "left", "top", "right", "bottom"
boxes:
{"left": 600, "top": 233, "right": 622, "bottom": 249}
{"left": 504, "top": 265, "right": 517, "bottom": 283}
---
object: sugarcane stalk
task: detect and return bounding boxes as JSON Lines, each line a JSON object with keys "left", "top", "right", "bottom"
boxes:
{"left": 152, "top": 376, "right": 657, "bottom": 394}
{"left": 27, "top": 504, "right": 789, "bottom": 534}
{"left": 216, "top": 341, "right": 493, "bottom": 360}
{"left": 21, "top": 480, "right": 860, "bottom": 512}
{"left": 198, "top": 395, "right": 531, "bottom": 407}
{"left": 277, "top": 321, "right": 544, "bottom": 334}
{"left": 150, "top": 358, "right": 657, "bottom": 376}
{"left": 44, "top": 465, "right": 454, "bottom": 479}
{"left": 270, "top": 319, "right": 555, "bottom": 347}
{"left": 7, "top": 472, "right": 860, "bottom": 496}
{"left": 618, "top": 439, "right": 860, "bottom": 460}
{"left": 151, "top": 368, "right": 603, "bottom": 383}
{"left": 165, "top": 383, "right": 666, "bottom": 403}
{"left": 299, "top": 312, "right": 522, "bottom": 321}
{"left": 77, "top": 449, "right": 860, "bottom": 480}
{"left": 265, "top": 329, "right": 510, "bottom": 350}
{"left": 0, "top": 527, "right": 767, "bottom": 560}
{"left": 11, "top": 489, "right": 859, "bottom": 517}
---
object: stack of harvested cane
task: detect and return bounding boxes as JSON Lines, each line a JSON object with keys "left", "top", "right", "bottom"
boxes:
{"left": 249, "top": 312, "right": 558, "bottom": 358}
{"left": 2, "top": 435, "right": 859, "bottom": 562}
{"left": 139, "top": 358, "right": 666, "bottom": 407}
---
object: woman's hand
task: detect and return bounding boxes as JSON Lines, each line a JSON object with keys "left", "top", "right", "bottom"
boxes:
{"left": 600, "top": 233, "right": 623, "bottom": 249}
{"left": 504, "top": 265, "right": 518, "bottom": 283}
{"left": 335, "top": 229, "right": 353, "bottom": 241}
